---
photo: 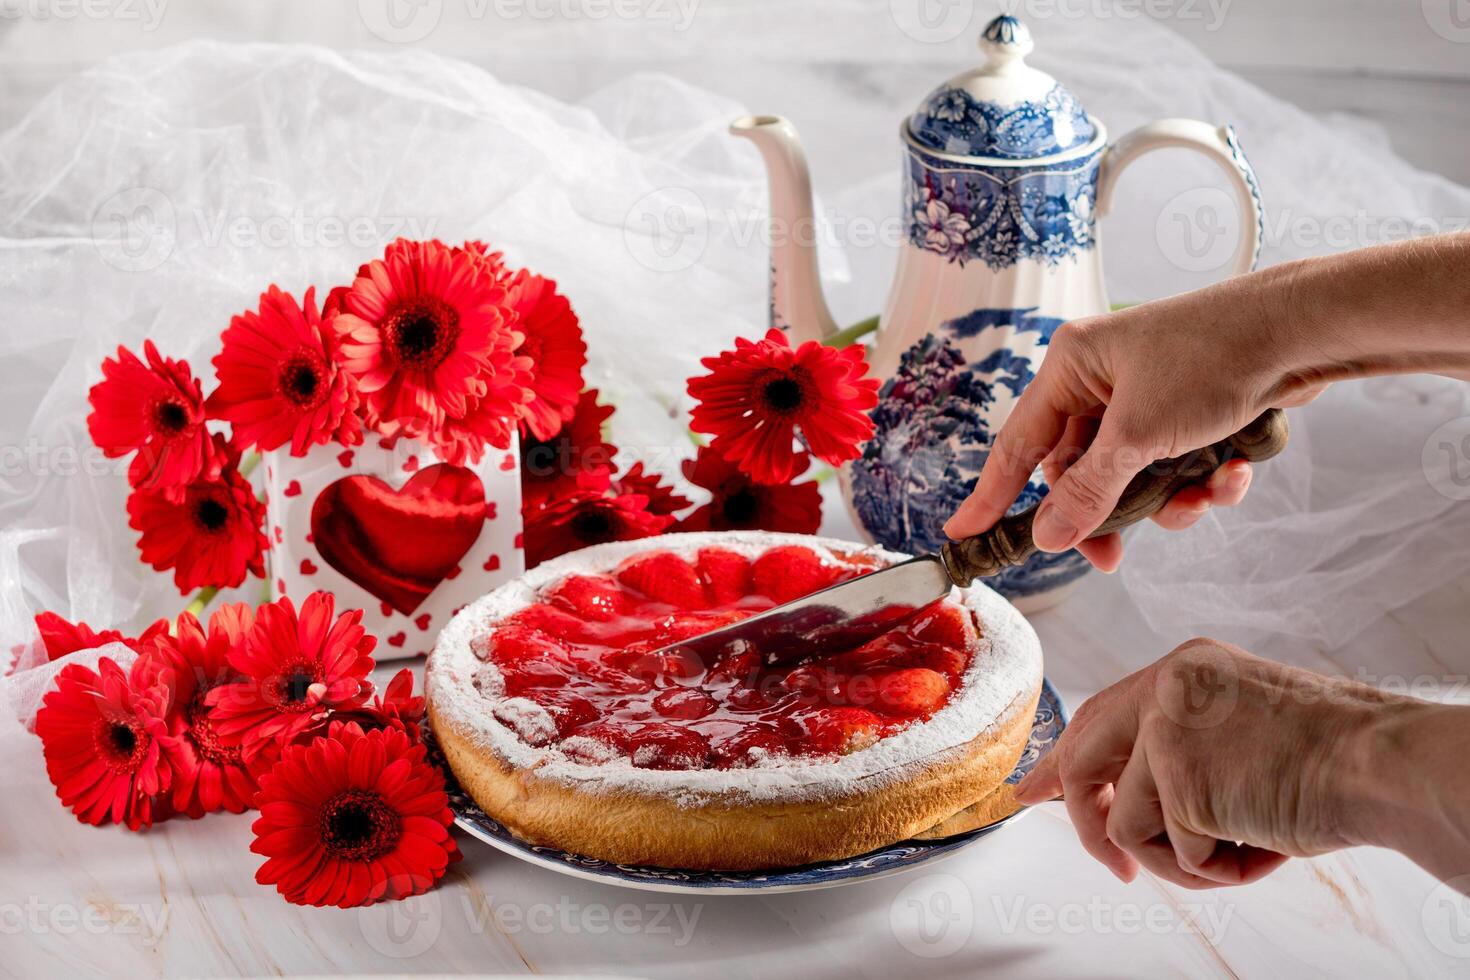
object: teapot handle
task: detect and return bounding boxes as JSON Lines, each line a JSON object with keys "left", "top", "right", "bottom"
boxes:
{"left": 1096, "top": 119, "right": 1264, "bottom": 276}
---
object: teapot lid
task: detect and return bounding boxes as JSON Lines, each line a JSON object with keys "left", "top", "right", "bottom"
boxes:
{"left": 907, "top": 15, "right": 1098, "bottom": 161}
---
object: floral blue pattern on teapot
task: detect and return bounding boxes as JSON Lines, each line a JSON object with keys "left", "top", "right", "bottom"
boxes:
{"left": 732, "top": 14, "right": 1265, "bottom": 611}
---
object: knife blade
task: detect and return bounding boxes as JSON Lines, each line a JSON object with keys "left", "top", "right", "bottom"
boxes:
{"left": 654, "top": 408, "right": 1290, "bottom": 668}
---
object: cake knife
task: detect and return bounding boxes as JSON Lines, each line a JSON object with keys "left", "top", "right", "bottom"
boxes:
{"left": 657, "top": 409, "right": 1289, "bottom": 667}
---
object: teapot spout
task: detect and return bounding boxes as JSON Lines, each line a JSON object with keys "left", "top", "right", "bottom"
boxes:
{"left": 730, "top": 115, "right": 840, "bottom": 344}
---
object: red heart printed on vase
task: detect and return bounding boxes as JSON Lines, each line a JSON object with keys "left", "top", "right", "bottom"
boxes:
{"left": 310, "top": 464, "right": 486, "bottom": 616}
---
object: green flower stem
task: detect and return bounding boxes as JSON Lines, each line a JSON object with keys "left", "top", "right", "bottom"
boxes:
{"left": 182, "top": 587, "right": 219, "bottom": 621}
{"left": 826, "top": 315, "right": 879, "bottom": 349}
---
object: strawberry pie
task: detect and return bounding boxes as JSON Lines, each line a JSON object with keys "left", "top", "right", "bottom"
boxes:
{"left": 427, "top": 531, "right": 1042, "bottom": 870}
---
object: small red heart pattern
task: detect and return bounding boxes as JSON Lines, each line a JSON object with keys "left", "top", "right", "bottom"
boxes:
{"left": 263, "top": 436, "right": 523, "bottom": 660}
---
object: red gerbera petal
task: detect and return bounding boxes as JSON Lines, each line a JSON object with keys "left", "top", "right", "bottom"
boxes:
{"left": 87, "top": 340, "right": 222, "bottom": 496}
{"left": 127, "top": 435, "right": 267, "bottom": 593}
{"left": 31, "top": 612, "right": 168, "bottom": 663}
{"left": 613, "top": 462, "right": 691, "bottom": 516}
{"left": 295, "top": 668, "right": 426, "bottom": 745}
{"left": 250, "top": 723, "right": 458, "bottom": 908}
{"left": 503, "top": 269, "right": 587, "bottom": 441}
{"left": 520, "top": 388, "right": 617, "bottom": 510}
{"left": 206, "top": 592, "right": 376, "bottom": 758}
{"left": 35, "top": 656, "right": 174, "bottom": 830}
{"left": 453, "top": 240, "right": 512, "bottom": 288}
{"left": 135, "top": 606, "right": 260, "bottom": 818}
{"left": 333, "top": 239, "right": 531, "bottom": 456}
{"left": 687, "top": 328, "right": 879, "bottom": 485}
{"left": 523, "top": 482, "right": 673, "bottom": 568}
{"left": 208, "top": 285, "right": 363, "bottom": 456}
{"left": 675, "top": 444, "right": 822, "bottom": 534}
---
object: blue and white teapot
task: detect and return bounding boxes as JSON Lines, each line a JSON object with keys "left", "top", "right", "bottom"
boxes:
{"left": 731, "top": 14, "right": 1264, "bottom": 611}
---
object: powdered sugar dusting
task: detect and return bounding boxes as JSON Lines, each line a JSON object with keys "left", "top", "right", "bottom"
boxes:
{"left": 492, "top": 697, "right": 557, "bottom": 746}
{"left": 427, "top": 530, "right": 1043, "bottom": 807}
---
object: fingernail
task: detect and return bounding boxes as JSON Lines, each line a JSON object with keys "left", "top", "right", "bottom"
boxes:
{"left": 1178, "top": 503, "right": 1209, "bottom": 527}
{"left": 1033, "top": 504, "right": 1078, "bottom": 551}
{"left": 1226, "top": 467, "right": 1250, "bottom": 491}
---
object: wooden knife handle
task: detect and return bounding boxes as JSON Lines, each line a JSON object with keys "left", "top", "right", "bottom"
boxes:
{"left": 941, "top": 408, "right": 1289, "bottom": 587}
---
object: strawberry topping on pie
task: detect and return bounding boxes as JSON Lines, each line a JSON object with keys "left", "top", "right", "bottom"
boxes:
{"left": 472, "top": 545, "right": 978, "bottom": 770}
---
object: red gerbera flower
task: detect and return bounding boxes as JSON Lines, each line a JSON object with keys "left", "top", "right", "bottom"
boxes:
{"left": 206, "top": 592, "right": 376, "bottom": 757}
{"left": 503, "top": 269, "right": 587, "bottom": 441}
{"left": 334, "top": 238, "right": 529, "bottom": 441}
{"left": 422, "top": 373, "right": 526, "bottom": 467}
{"left": 520, "top": 389, "right": 617, "bottom": 510}
{"left": 523, "top": 480, "right": 673, "bottom": 567}
{"left": 250, "top": 723, "right": 458, "bottom": 908}
{"left": 298, "top": 668, "right": 426, "bottom": 744}
{"left": 687, "top": 328, "right": 879, "bottom": 485}
{"left": 32, "top": 612, "right": 168, "bottom": 662}
{"left": 676, "top": 444, "right": 822, "bottom": 534}
{"left": 208, "top": 285, "right": 362, "bottom": 456}
{"left": 128, "top": 435, "right": 267, "bottom": 593}
{"left": 35, "top": 657, "right": 173, "bottom": 830}
{"left": 614, "top": 462, "right": 691, "bottom": 516}
{"left": 139, "top": 606, "right": 260, "bottom": 818}
{"left": 454, "top": 240, "right": 512, "bottom": 288}
{"left": 88, "top": 340, "right": 222, "bottom": 495}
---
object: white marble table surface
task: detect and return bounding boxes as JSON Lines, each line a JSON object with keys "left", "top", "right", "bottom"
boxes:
{"left": 5, "top": 502, "right": 1469, "bottom": 978}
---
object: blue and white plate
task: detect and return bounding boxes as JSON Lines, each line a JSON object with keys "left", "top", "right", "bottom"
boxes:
{"left": 442, "top": 679, "right": 1066, "bottom": 895}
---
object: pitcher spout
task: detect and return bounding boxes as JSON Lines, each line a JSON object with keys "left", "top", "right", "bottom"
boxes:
{"left": 730, "top": 114, "right": 840, "bottom": 345}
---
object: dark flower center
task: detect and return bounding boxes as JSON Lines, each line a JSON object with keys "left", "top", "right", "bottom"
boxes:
{"left": 720, "top": 488, "right": 760, "bottom": 526}
{"left": 187, "top": 692, "right": 242, "bottom": 766}
{"left": 277, "top": 350, "right": 328, "bottom": 409}
{"left": 193, "top": 495, "right": 231, "bottom": 534}
{"left": 270, "top": 663, "right": 322, "bottom": 712}
{"left": 94, "top": 718, "right": 147, "bottom": 773}
{"left": 153, "top": 398, "right": 192, "bottom": 436}
{"left": 385, "top": 300, "right": 460, "bottom": 371}
{"left": 319, "top": 790, "right": 401, "bottom": 862}
{"left": 759, "top": 371, "right": 808, "bottom": 415}
{"left": 570, "top": 508, "right": 614, "bottom": 543}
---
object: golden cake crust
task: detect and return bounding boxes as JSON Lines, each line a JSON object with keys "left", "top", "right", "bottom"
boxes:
{"left": 427, "top": 531, "right": 1044, "bottom": 871}
{"left": 430, "top": 684, "right": 1038, "bottom": 870}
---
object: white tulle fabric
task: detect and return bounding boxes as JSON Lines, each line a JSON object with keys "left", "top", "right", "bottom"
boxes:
{"left": 2, "top": 6, "right": 1468, "bottom": 720}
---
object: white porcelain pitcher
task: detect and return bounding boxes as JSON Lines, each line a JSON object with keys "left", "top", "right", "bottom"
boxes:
{"left": 731, "top": 14, "right": 1264, "bottom": 611}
